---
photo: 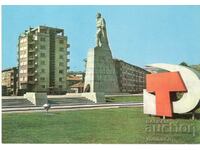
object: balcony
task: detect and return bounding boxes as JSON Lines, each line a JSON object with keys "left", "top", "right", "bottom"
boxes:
{"left": 28, "top": 80, "right": 35, "bottom": 84}
{"left": 28, "top": 39, "right": 35, "bottom": 44}
{"left": 67, "top": 51, "right": 70, "bottom": 55}
{"left": 66, "top": 59, "right": 70, "bottom": 62}
{"left": 28, "top": 42, "right": 35, "bottom": 46}
{"left": 29, "top": 49, "right": 35, "bottom": 52}
{"left": 28, "top": 72, "right": 35, "bottom": 76}
{"left": 28, "top": 64, "right": 34, "bottom": 68}
{"left": 28, "top": 56, "right": 35, "bottom": 60}
{"left": 67, "top": 44, "right": 70, "bottom": 48}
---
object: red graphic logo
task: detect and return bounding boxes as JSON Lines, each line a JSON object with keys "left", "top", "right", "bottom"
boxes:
{"left": 146, "top": 72, "right": 187, "bottom": 117}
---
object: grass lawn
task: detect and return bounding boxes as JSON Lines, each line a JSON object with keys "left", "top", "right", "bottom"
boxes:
{"left": 2, "top": 107, "right": 200, "bottom": 144}
{"left": 106, "top": 96, "right": 143, "bottom": 102}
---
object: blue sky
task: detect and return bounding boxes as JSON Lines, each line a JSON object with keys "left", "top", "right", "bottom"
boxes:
{"left": 2, "top": 5, "right": 200, "bottom": 71}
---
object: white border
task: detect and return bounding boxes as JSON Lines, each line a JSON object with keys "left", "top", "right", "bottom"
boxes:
{"left": 1, "top": 1, "right": 200, "bottom": 150}
{"left": 1, "top": 0, "right": 200, "bottom": 5}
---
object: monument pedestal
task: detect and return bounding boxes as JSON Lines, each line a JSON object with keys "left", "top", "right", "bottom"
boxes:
{"left": 83, "top": 46, "right": 119, "bottom": 103}
{"left": 82, "top": 92, "right": 105, "bottom": 103}
{"left": 24, "top": 92, "right": 48, "bottom": 106}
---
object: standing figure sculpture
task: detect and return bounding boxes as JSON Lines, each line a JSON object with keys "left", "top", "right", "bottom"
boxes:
{"left": 96, "top": 13, "right": 109, "bottom": 48}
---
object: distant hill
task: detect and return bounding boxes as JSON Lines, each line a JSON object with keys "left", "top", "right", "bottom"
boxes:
{"left": 190, "top": 64, "right": 200, "bottom": 73}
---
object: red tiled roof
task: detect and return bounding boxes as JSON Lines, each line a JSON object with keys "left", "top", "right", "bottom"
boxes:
{"left": 67, "top": 75, "right": 82, "bottom": 81}
{"left": 70, "top": 82, "right": 84, "bottom": 88}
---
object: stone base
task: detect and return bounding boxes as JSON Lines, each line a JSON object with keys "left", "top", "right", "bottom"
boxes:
{"left": 24, "top": 92, "right": 48, "bottom": 106}
{"left": 84, "top": 46, "right": 119, "bottom": 94}
{"left": 82, "top": 92, "right": 105, "bottom": 103}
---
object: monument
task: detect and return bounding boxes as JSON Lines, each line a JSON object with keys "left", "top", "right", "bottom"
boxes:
{"left": 143, "top": 63, "right": 200, "bottom": 118}
{"left": 83, "top": 13, "right": 120, "bottom": 103}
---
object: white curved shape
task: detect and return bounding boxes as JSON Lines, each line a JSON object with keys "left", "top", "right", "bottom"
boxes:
{"left": 148, "top": 63, "right": 200, "bottom": 114}
{"left": 143, "top": 89, "right": 156, "bottom": 115}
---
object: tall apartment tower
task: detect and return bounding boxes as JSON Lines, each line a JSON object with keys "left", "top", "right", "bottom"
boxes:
{"left": 18, "top": 26, "right": 70, "bottom": 95}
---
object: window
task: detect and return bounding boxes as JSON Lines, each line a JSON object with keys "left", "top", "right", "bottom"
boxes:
{"left": 40, "top": 37, "right": 46, "bottom": 42}
{"left": 59, "top": 77, "right": 63, "bottom": 82}
{"left": 59, "top": 85, "right": 62, "bottom": 88}
{"left": 41, "top": 85, "right": 45, "bottom": 88}
{"left": 40, "top": 53, "right": 45, "bottom": 57}
{"left": 20, "top": 62, "right": 27, "bottom": 66}
{"left": 40, "top": 77, "right": 45, "bottom": 81}
{"left": 20, "top": 54, "right": 27, "bottom": 58}
{"left": 41, "top": 61, "right": 45, "bottom": 65}
{"left": 40, "top": 29, "right": 47, "bottom": 34}
{"left": 59, "top": 47, "right": 64, "bottom": 52}
{"left": 23, "top": 77, "right": 27, "bottom": 81}
{"left": 59, "top": 62, "right": 64, "bottom": 66}
{"left": 59, "top": 55, "right": 63, "bottom": 59}
{"left": 41, "top": 69, "right": 45, "bottom": 73}
{"left": 59, "top": 39, "right": 64, "bottom": 44}
{"left": 40, "top": 45, "right": 46, "bottom": 49}
{"left": 59, "top": 70, "right": 63, "bottom": 74}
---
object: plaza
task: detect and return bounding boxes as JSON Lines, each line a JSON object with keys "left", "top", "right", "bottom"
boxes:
{"left": 2, "top": 6, "right": 200, "bottom": 144}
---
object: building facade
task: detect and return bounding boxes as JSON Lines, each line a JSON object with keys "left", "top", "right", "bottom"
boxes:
{"left": 67, "top": 71, "right": 85, "bottom": 93}
{"left": 18, "top": 26, "right": 70, "bottom": 95}
{"left": 113, "top": 59, "right": 149, "bottom": 94}
{"left": 2, "top": 67, "right": 18, "bottom": 96}
{"left": 191, "top": 64, "right": 200, "bottom": 73}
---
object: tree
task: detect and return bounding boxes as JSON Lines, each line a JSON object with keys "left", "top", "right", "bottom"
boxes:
{"left": 179, "top": 62, "right": 188, "bottom": 67}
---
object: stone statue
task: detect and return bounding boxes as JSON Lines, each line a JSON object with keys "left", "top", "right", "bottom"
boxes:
{"left": 83, "top": 12, "right": 120, "bottom": 102}
{"left": 96, "top": 13, "right": 109, "bottom": 48}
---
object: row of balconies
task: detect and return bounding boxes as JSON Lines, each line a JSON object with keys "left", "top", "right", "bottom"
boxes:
{"left": 27, "top": 68, "right": 69, "bottom": 77}
{"left": 28, "top": 46, "right": 70, "bottom": 55}
{"left": 29, "top": 54, "right": 69, "bottom": 61}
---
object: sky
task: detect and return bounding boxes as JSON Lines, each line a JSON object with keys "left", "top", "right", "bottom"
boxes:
{"left": 2, "top": 5, "right": 200, "bottom": 71}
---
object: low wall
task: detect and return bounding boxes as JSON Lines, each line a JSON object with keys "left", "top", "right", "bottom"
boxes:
{"left": 82, "top": 92, "right": 105, "bottom": 103}
{"left": 24, "top": 92, "right": 48, "bottom": 106}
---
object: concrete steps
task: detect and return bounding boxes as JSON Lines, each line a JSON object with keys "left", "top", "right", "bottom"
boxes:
{"left": 2, "top": 97, "right": 95, "bottom": 108}
{"left": 2, "top": 99, "right": 34, "bottom": 108}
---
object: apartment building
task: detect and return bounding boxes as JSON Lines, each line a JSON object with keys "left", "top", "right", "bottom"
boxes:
{"left": 2, "top": 67, "right": 18, "bottom": 96}
{"left": 113, "top": 59, "right": 149, "bottom": 94}
{"left": 18, "top": 26, "right": 70, "bottom": 95}
{"left": 67, "top": 71, "right": 85, "bottom": 93}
